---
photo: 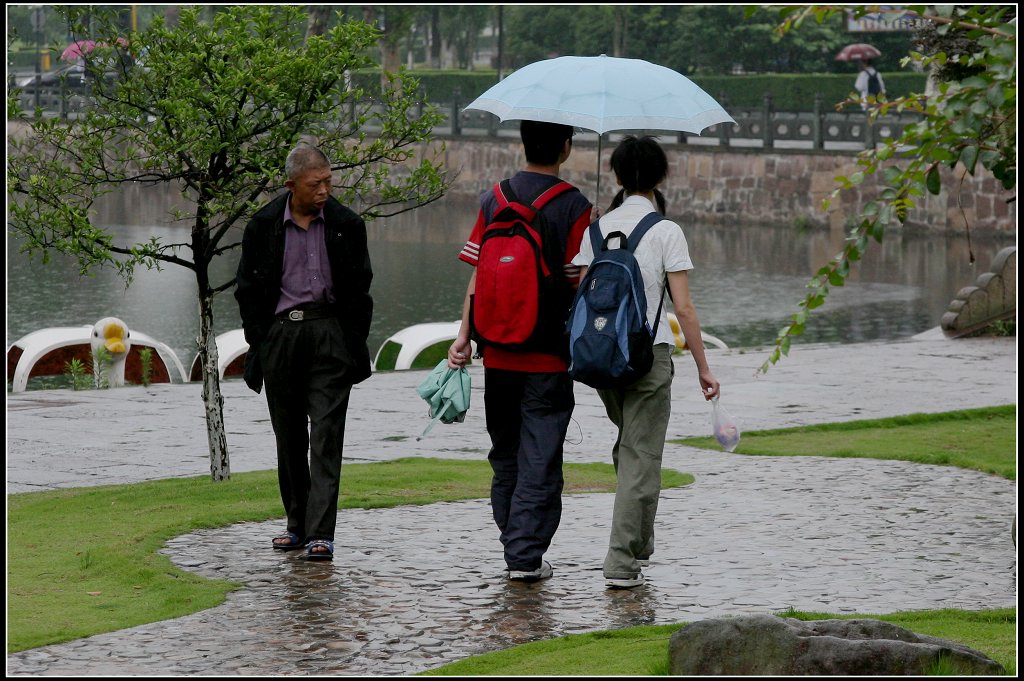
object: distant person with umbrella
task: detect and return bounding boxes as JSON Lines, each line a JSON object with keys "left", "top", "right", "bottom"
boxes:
{"left": 854, "top": 59, "right": 886, "bottom": 109}
{"left": 835, "top": 43, "right": 885, "bottom": 110}
{"left": 571, "top": 135, "right": 720, "bottom": 589}
{"left": 447, "top": 120, "right": 593, "bottom": 583}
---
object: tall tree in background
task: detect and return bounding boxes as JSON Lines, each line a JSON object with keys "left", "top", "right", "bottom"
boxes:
{"left": 610, "top": 6, "right": 631, "bottom": 57}
{"left": 361, "top": 5, "right": 416, "bottom": 81}
{"left": 503, "top": 5, "right": 579, "bottom": 68}
{"left": 306, "top": 4, "right": 333, "bottom": 38}
{"left": 7, "top": 5, "right": 450, "bottom": 480}
{"left": 439, "top": 5, "right": 491, "bottom": 69}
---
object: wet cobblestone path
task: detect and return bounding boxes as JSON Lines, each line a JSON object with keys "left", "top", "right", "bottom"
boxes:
{"left": 7, "top": 449, "right": 1015, "bottom": 676}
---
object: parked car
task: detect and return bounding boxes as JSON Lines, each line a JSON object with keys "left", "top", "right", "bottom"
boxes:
{"left": 14, "top": 62, "right": 92, "bottom": 88}
{"left": 12, "top": 51, "right": 132, "bottom": 90}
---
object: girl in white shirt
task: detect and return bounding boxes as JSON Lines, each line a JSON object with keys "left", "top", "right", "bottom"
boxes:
{"left": 571, "top": 135, "right": 720, "bottom": 589}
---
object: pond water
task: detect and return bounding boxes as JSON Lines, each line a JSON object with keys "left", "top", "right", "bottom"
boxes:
{"left": 6, "top": 189, "right": 1014, "bottom": 382}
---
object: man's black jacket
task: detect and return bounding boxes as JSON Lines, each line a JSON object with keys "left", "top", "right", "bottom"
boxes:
{"left": 234, "top": 192, "right": 374, "bottom": 392}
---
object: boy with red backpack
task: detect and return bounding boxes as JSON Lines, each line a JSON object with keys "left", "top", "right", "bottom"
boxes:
{"left": 448, "top": 120, "right": 592, "bottom": 581}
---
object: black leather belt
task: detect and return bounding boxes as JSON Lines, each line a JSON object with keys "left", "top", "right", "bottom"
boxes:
{"left": 277, "top": 307, "right": 332, "bottom": 322}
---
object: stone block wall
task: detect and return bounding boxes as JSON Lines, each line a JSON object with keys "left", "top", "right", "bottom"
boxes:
{"left": 431, "top": 136, "right": 1015, "bottom": 235}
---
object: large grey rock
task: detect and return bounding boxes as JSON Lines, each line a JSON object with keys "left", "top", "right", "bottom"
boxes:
{"left": 668, "top": 614, "right": 1005, "bottom": 676}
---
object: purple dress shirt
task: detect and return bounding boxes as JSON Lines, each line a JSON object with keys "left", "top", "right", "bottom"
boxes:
{"left": 274, "top": 199, "right": 336, "bottom": 315}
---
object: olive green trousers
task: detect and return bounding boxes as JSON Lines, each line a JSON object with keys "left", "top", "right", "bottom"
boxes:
{"left": 597, "top": 344, "right": 675, "bottom": 580}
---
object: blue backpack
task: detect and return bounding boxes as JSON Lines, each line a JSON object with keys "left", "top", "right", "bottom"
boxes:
{"left": 566, "top": 211, "right": 665, "bottom": 389}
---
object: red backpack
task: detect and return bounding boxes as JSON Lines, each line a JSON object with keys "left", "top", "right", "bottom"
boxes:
{"left": 470, "top": 179, "right": 577, "bottom": 353}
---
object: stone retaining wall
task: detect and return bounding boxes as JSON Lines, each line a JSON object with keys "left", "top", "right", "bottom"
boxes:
{"left": 8, "top": 120, "right": 1014, "bottom": 235}
{"left": 432, "top": 136, "right": 1015, "bottom": 235}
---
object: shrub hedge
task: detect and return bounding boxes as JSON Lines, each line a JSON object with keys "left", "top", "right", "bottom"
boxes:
{"left": 352, "top": 69, "right": 929, "bottom": 112}
{"left": 9, "top": 50, "right": 928, "bottom": 114}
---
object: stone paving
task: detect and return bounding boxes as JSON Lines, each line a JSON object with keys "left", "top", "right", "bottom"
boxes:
{"left": 5, "top": 334, "right": 1018, "bottom": 675}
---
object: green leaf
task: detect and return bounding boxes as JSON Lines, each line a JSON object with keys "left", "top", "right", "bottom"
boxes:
{"left": 806, "top": 294, "right": 826, "bottom": 310}
{"left": 959, "top": 145, "right": 980, "bottom": 174}
{"left": 970, "top": 99, "right": 991, "bottom": 116}
{"left": 882, "top": 166, "right": 903, "bottom": 184}
{"left": 780, "top": 337, "right": 791, "bottom": 356}
{"left": 925, "top": 166, "right": 942, "bottom": 195}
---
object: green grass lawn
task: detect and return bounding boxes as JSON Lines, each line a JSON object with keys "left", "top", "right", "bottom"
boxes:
{"left": 675, "top": 405, "right": 1016, "bottom": 480}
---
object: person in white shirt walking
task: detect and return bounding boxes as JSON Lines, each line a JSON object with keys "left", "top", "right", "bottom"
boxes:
{"left": 854, "top": 59, "right": 886, "bottom": 110}
{"left": 571, "top": 135, "right": 720, "bottom": 589}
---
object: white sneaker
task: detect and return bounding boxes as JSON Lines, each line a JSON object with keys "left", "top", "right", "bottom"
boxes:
{"left": 638, "top": 558, "right": 651, "bottom": 568}
{"left": 508, "top": 560, "right": 553, "bottom": 582}
{"left": 606, "top": 573, "right": 645, "bottom": 589}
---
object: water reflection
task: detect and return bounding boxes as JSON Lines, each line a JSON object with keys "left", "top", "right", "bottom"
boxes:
{"left": 6, "top": 189, "right": 1014, "bottom": 380}
{"left": 603, "top": 584, "right": 660, "bottom": 628}
{"left": 484, "top": 581, "right": 558, "bottom": 646}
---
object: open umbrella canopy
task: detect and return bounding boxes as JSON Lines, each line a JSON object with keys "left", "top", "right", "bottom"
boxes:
{"left": 465, "top": 54, "right": 733, "bottom": 135}
{"left": 60, "top": 40, "right": 97, "bottom": 62}
{"left": 465, "top": 54, "right": 734, "bottom": 205}
{"left": 60, "top": 37, "right": 129, "bottom": 62}
{"left": 415, "top": 359, "right": 472, "bottom": 440}
{"left": 835, "top": 43, "right": 882, "bottom": 62}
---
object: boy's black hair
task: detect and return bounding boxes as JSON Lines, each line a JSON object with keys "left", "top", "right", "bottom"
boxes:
{"left": 520, "top": 120, "right": 574, "bottom": 166}
{"left": 610, "top": 135, "right": 668, "bottom": 194}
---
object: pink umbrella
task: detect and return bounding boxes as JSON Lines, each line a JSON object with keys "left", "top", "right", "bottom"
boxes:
{"left": 60, "top": 39, "right": 97, "bottom": 62}
{"left": 60, "top": 37, "right": 129, "bottom": 62}
{"left": 835, "top": 43, "right": 882, "bottom": 62}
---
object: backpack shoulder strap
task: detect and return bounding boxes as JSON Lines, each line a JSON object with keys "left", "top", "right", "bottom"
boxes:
{"left": 495, "top": 180, "right": 516, "bottom": 211}
{"left": 587, "top": 219, "right": 604, "bottom": 255}
{"left": 626, "top": 212, "right": 665, "bottom": 252}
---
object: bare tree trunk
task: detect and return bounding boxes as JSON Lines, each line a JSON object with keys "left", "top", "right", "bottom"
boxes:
{"left": 495, "top": 6, "right": 504, "bottom": 80}
{"left": 164, "top": 5, "right": 179, "bottom": 28}
{"left": 612, "top": 7, "right": 629, "bottom": 57}
{"left": 198, "top": 292, "right": 230, "bottom": 481}
{"left": 430, "top": 7, "right": 442, "bottom": 69}
{"left": 306, "top": 4, "right": 332, "bottom": 40}
{"left": 381, "top": 41, "right": 402, "bottom": 75}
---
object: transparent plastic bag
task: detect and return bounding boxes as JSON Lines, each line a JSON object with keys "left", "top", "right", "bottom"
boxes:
{"left": 711, "top": 396, "right": 741, "bottom": 452}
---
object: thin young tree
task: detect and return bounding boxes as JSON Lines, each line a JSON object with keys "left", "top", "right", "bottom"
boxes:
{"left": 7, "top": 6, "right": 450, "bottom": 480}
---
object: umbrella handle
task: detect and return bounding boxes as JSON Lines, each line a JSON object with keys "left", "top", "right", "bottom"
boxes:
{"left": 595, "top": 135, "right": 602, "bottom": 213}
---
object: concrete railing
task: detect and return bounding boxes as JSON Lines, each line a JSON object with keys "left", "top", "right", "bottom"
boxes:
{"left": 447, "top": 91, "right": 921, "bottom": 151}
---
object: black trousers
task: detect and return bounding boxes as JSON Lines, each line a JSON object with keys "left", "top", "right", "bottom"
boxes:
{"left": 261, "top": 316, "right": 353, "bottom": 542}
{"left": 484, "top": 368, "right": 574, "bottom": 570}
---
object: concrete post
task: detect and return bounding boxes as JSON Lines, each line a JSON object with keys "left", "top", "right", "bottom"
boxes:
{"left": 813, "top": 93, "right": 824, "bottom": 150}
{"left": 451, "top": 88, "right": 461, "bottom": 136}
{"left": 718, "top": 92, "right": 730, "bottom": 146}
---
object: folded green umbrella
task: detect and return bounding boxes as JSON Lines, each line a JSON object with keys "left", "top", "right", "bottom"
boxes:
{"left": 416, "top": 359, "right": 471, "bottom": 440}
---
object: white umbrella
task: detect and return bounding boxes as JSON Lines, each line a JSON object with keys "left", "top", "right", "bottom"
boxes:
{"left": 464, "top": 54, "right": 735, "bottom": 205}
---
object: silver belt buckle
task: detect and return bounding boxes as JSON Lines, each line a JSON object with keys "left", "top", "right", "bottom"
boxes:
{"left": 288, "top": 310, "right": 304, "bottom": 321}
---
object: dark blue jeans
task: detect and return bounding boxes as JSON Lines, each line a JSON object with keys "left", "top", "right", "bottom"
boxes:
{"left": 484, "top": 368, "right": 574, "bottom": 571}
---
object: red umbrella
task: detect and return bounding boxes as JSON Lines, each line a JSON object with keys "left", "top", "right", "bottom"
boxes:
{"left": 835, "top": 43, "right": 882, "bottom": 62}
